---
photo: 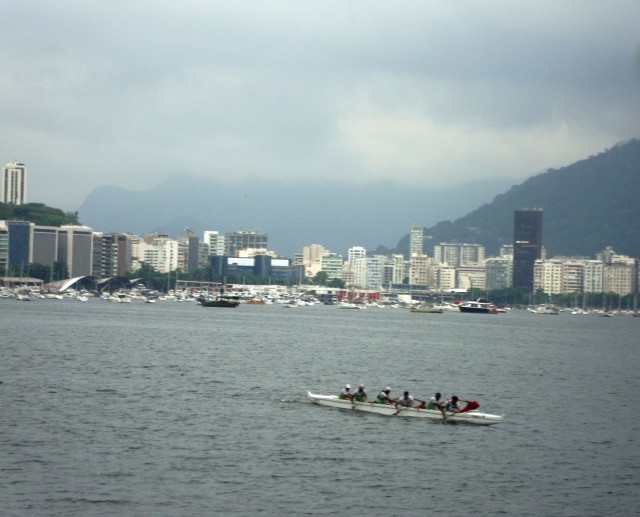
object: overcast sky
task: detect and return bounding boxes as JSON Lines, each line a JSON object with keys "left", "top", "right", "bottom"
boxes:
{"left": 2, "top": 1, "right": 640, "bottom": 210}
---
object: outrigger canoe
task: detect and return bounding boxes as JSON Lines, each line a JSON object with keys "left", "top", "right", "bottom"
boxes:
{"left": 307, "top": 392, "right": 504, "bottom": 425}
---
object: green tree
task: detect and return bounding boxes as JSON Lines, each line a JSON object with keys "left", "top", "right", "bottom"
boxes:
{"left": 28, "top": 263, "right": 52, "bottom": 282}
{"left": 327, "top": 278, "right": 345, "bottom": 288}
{"left": 52, "top": 261, "right": 69, "bottom": 281}
{"left": 312, "top": 271, "right": 329, "bottom": 285}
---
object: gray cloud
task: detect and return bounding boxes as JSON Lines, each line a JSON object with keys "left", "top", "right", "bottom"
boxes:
{"left": 2, "top": 1, "right": 639, "bottom": 209}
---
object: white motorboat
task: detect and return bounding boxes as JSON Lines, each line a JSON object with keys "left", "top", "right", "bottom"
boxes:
{"left": 529, "top": 304, "right": 559, "bottom": 315}
{"left": 307, "top": 392, "right": 504, "bottom": 425}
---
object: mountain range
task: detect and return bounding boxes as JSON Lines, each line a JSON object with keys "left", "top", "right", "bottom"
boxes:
{"left": 77, "top": 176, "right": 514, "bottom": 257}
{"left": 78, "top": 138, "right": 640, "bottom": 259}
{"left": 399, "top": 138, "right": 640, "bottom": 258}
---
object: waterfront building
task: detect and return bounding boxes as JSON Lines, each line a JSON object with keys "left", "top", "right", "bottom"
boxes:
{"left": 433, "top": 243, "right": 485, "bottom": 268}
{"left": 319, "top": 253, "right": 344, "bottom": 282}
{"left": 410, "top": 226, "right": 424, "bottom": 257}
{"left": 409, "top": 254, "right": 433, "bottom": 287}
{"left": 458, "top": 264, "right": 486, "bottom": 290}
{"left": 391, "top": 254, "right": 405, "bottom": 285}
{"left": 57, "top": 225, "right": 94, "bottom": 277}
{"left": 485, "top": 257, "right": 512, "bottom": 290}
{"left": 0, "top": 221, "right": 31, "bottom": 275}
{"left": 140, "top": 235, "right": 179, "bottom": 274}
{"left": 220, "top": 256, "right": 297, "bottom": 283}
{"left": 603, "top": 262, "right": 636, "bottom": 296}
{"left": 302, "top": 244, "right": 329, "bottom": 278}
{"left": 512, "top": 209, "right": 543, "bottom": 293}
{"left": 582, "top": 260, "right": 604, "bottom": 293}
{"left": 177, "top": 230, "right": 199, "bottom": 274}
{"left": 2, "top": 161, "right": 27, "bottom": 205}
{"left": 91, "top": 232, "right": 119, "bottom": 278}
{"left": 366, "top": 256, "right": 385, "bottom": 290}
{"left": 0, "top": 225, "right": 8, "bottom": 273}
{"left": 352, "top": 255, "right": 384, "bottom": 290}
{"left": 348, "top": 246, "right": 366, "bottom": 263}
{"left": 534, "top": 259, "right": 563, "bottom": 295}
{"left": 560, "top": 260, "right": 585, "bottom": 294}
{"left": 226, "top": 230, "right": 267, "bottom": 257}
{"left": 203, "top": 230, "right": 226, "bottom": 257}
{"left": 435, "top": 264, "right": 456, "bottom": 292}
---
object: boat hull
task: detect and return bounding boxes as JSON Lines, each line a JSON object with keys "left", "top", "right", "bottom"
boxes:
{"left": 196, "top": 296, "right": 240, "bottom": 308}
{"left": 307, "top": 392, "right": 503, "bottom": 425}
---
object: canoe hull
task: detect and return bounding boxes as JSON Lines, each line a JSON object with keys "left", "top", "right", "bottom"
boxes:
{"left": 307, "top": 392, "right": 503, "bottom": 425}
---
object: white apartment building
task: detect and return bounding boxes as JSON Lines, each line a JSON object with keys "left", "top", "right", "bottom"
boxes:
{"left": 435, "top": 264, "right": 457, "bottom": 291}
{"left": 433, "top": 243, "right": 485, "bottom": 268}
{"left": 140, "top": 236, "right": 179, "bottom": 273}
{"left": 302, "top": 244, "right": 328, "bottom": 278}
{"left": 603, "top": 262, "right": 636, "bottom": 295}
{"left": 2, "top": 161, "right": 27, "bottom": 205}
{"left": 409, "top": 254, "right": 433, "bottom": 287}
{"left": 203, "top": 231, "right": 226, "bottom": 256}
{"left": 352, "top": 255, "right": 384, "bottom": 290}
{"left": 534, "top": 259, "right": 564, "bottom": 295}
{"left": 458, "top": 264, "right": 486, "bottom": 290}
{"left": 348, "top": 246, "right": 366, "bottom": 262}
{"left": 320, "top": 253, "right": 344, "bottom": 281}
{"left": 392, "top": 254, "right": 405, "bottom": 285}
{"left": 582, "top": 260, "right": 604, "bottom": 293}
{"left": 533, "top": 256, "right": 636, "bottom": 296}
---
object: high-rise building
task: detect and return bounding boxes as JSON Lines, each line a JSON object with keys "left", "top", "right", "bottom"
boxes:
{"left": 203, "top": 230, "right": 227, "bottom": 256}
{"left": 433, "top": 243, "right": 485, "bottom": 267}
{"left": 57, "top": 225, "right": 94, "bottom": 277}
{"left": 226, "top": 230, "right": 267, "bottom": 257}
{"left": 485, "top": 257, "right": 512, "bottom": 290}
{"left": 512, "top": 209, "right": 543, "bottom": 293}
{"left": 410, "top": 226, "right": 424, "bottom": 257}
{"left": 0, "top": 220, "right": 31, "bottom": 274}
{"left": 2, "top": 161, "right": 27, "bottom": 205}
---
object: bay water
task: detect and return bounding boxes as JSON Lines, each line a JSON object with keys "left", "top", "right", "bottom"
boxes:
{"left": 1, "top": 299, "right": 639, "bottom": 516}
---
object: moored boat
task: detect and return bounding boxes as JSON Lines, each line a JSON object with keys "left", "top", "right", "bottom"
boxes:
{"left": 197, "top": 295, "right": 240, "bottom": 308}
{"left": 307, "top": 392, "right": 504, "bottom": 425}
{"left": 458, "top": 298, "right": 497, "bottom": 314}
{"left": 410, "top": 304, "right": 444, "bottom": 313}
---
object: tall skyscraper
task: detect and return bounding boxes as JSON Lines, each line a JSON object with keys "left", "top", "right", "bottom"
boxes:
{"left": 410, "top": 226, "right": 424, "bottom": 257}
{"left": 2, "top": 161, "right": 27, "bottom": 205}
{"left": 512, "top": 209, "right": 543, "bottom": 293}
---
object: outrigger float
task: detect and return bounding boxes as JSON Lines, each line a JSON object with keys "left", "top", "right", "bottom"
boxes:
{"left": 307, "top": 392, "right": 504, "bottom": 425}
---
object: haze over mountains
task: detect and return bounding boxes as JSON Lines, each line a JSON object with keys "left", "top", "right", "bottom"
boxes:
{"left": 79, "top": 139, "right": 640, "bottom": 259}
{"left": 78, "top": 176, "right": 515, "bottom": 257}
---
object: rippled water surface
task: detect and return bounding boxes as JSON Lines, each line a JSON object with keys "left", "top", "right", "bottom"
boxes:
{"left": 2, "top": 299, "right": 639, "bottom": 516}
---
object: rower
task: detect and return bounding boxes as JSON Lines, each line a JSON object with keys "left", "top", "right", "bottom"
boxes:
{"left": 353, "top": 384, "right": 367, "bottom": 402}
{"left": 339, "top": 384, "right": 354, "bottom": 400}
{"left": 376, "top": 387, "right": 396, "bottom": 404}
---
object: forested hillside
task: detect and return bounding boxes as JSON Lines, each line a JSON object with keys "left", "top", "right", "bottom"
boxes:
{"left": 0, "top": 203, "right": 80, "bottom": 227}
{"left": 397, "top": 139, "right": 640, "bottom": 258}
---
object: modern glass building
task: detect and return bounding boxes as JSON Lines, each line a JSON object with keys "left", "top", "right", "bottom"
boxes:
{"left": 512, "top": 209, "right": 543, "bottom": 293}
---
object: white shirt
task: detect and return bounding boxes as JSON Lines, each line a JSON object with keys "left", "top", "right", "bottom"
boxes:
{"left": 397, "top": 395, "right": 414, "bottom": 407}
